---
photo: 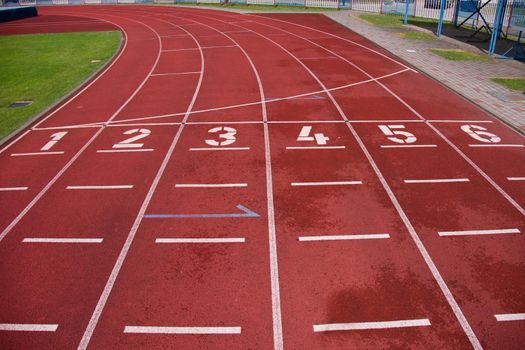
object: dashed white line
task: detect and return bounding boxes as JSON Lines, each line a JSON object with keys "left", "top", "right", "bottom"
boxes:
{"left": 404, "top": 178, "right": 470, "bottom": 184}
{"left": 313, "top": 318, "right": 431, "bottom": 332}
{"left": 10, "top": 151, "right": 64, "bottom": 157}
{"left": 0, "top": 187, "right": 28, "bottom": 191}
{"left": 96, "top": 149, "right": 154, "bottom": 153}
{"left": 291, "top": 181, "right": 362, "bottom": 187}
{"left": 438, "top": 228, "right": 520, "bottom": 237}
{"left": 66, "top": 185, "right": 133, "bottom": 190}
{"left": 155, "top": 237, "right": 245, "bottom": 243}
{"left": 494, "top": 313, "right": 525, "bottom": 322}
{"left": 299, "top": 234, "right": 390, "bottom": 241}
{"left": 189, "top": 147, "right": 250, "bottom": 151}
{"left": 468, "top": 144, "right": 524, "bottom": 148}
{"left": 286, "top": 146, "right": 346, "bottom": 150}
{"left": 507, "top": 177, "right": 525, "bottom": 181}
{"left": 175, "top": 183, "right": 247, "bottom": 188}
{"left": 0, "top": 323, "right": 58, "bottom": 332}
{"left": 123, "top": 326, "right": 241, "bottom": 334}
{"left": 381, "top": 144, "right": 437, "bottom": 149}
{"left": 22, "top": 238, "right": 103, "bottom": 243}
{"left": 151, "top": 72, "right": 200, "bottom": 76}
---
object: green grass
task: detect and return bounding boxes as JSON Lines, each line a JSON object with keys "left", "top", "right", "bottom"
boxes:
{"left": 491, "top": 78, "right": 525, "bottom": 91}
{"left": 429, "top": 48, "right": 489, "bottom": 61}
{"left": 359, "top": 13, "right": 451, "bottom": 28}
{"left": 158, "top": 2, "right": 336, "bottom": 11}
{"left": 0, "top": 31, "right": 120, "bottom": 140}
{"left": 397, "top": 31, "right": 435, "bottom": 40}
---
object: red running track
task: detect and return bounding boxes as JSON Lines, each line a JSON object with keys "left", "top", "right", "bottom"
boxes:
{"left": 0, "top": 5, "right": 524, "bottom": 350}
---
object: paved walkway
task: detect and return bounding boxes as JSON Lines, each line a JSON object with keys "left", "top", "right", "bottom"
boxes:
{"left": 326, "top": 11, "right": 525, "bottom": 133}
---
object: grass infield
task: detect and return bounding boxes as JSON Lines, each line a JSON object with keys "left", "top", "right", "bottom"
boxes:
{"left": 429, "top": 48, "right": 489, "bottom": 61}
{"left": 491, "top": 78, "right": 525, "bottom": 92}
{"left": 0, "top": 31, "right": 120, "bottom": 141}
{"left": 358, "top": 13, "right": 450, "bottom": 28}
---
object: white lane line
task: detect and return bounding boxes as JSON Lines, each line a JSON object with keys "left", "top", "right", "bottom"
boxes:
{"left": 428, "top": 120, "right": 494, "bottom": 123}
{"left": 78, "top": 17, "right": 206, "bottom": 350}
{"left": 299, "top": 56, "right": 337, "bottom": 60}
{"left": 381, "top": 144, "right": 437, "bottom": 148}
{"left": 23, "top": 238, "right": 103, "bottom": 243}
{"left": 66, "top": 185, "right": 133, "bottom": 190}
{"left": 0, "top": 187, "right": 28, "bottom": 191}
{"left": 468, "top": 144, "right": 524, "bottom": 148}
{"left": 189, "top": 147, "right": 250, "bottom": 151}
{"left": 286, "top": 146, "right": 346, "bottom": 150}
{"left": 96, "top": 149, "right": 154, "bottom": 153}
{"left": 404, "top": 178, "right": 470, "bottom": 184}
{"left": 155, "top": 237, "right": 245, "bottom": 243}
{"left": 495, "top": 313, "right": 525, "bottom": 322}
{"left": 0, "top": 323, "right": 58, "bottom": 332}
{"left": 299, "top": 234, "right": 390, "bottom": 241}
{"left": 507, "top": 177, "right": 525, "bottom": 181}
{"left": 438, "top": 228, "right": 520, "bottom": 237}
{"left": 151, "top": 72, "right": 200, "bottom": 76}
{"left": 124, "top": 326, "right": 241, "bottom": 334}
{"left": 291, "top": 181, "right": 362, "bottom": 186}
{"left": 175, "top": 183, "right": 247, "bottom": 188}
{"left": 10, "top": 151, "right": 64, "bottom": 157}
{"left": 313, "top": 318, "right": 431, "bottom": 332}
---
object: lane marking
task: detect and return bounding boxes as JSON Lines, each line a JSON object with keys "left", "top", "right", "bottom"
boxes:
{"left": 0, "top": 187, "right": 28, "bottom": 191}
{"left": 381, "top": 144, "right": 437, "bottom": 148}
{"left": 189, "top": 147, "right": 250, "bottom": 151}
{"left": 66, "top": 185, "right": 133, "bottom": 190}
{"left": 468, "top": 144, "right": 524, "bottom": 148}
{"left": 162, "top": 45, "right": 236, "bottom": 52}
{"left": 155, "top": 237, "right": 245, "bottom": 243}
{"left": 299, "top": 56, "right": 337, "bottom": 60}
{"left": 313, "top": 318, "right": 431, "bottom": 332}
{"left": 151, "top": 72, "right": 200, "bottom": 76}
{"left": 23, "top": 238, "right": 103, "bottom": 243}
{"left": 145, "top": 204, "right": 259, "bottom": 219}
{"left": 0, "top": 323, "right": 58, "bottom": 332}
{"left": 291, "top": 181, "right": 362, "bottom": 186}
{"left": 403, "top": 178, "right": 470, "bottom": 184}
{"left": 508, "top": 177, "right": 525, "bottom": 181}
{"left": 97, "top": 149, "right": 154, "bottom": 153}
{"left": 124, "top": 326, "right": 241, "bottom": 334}
{"left": 286, "top": 146, "right": 345, "bottom": 150}
{"left": 10, "top": 151, "right": 64, "bottom": 157}
{"left": 438, "top": 228, "right": 520, "bottom": 237}
{"left": 428, "top": 120, "right": 494, "bottom": 123}
{"left": 495, "top": 313, "right": 525, "bottom": 322}
{"left": 299, "top": 234, "right": 390, "bottom": 241}
{"left": 78, "top": 16, "right": 206, "bottom": 350}
{"left": 175, "top": 183, "right": 247, "bottom": 188}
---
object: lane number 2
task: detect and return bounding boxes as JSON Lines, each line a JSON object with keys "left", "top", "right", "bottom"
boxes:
{"left": 460, "top": 125, "right": 501, "bottom": 143}
{"left": 41, "top": 131, "right": 68, "bottom": 151}
{"left": 297, "top": 126, "right": 329, "bottom": 145}
{"left": 113, "top": 128, "right": 151, "bottom": 149}
{"left": 205, "top": 127, "right": 237, "bottom": 146}
{"left": 378, "top": 125, "right": 416, "bottom": 144}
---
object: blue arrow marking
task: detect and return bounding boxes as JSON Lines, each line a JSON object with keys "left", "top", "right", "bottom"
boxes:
{"left": 144, "top": 204, "right": 259, "bottom": 219}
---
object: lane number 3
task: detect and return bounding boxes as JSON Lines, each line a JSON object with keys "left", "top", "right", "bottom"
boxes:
{"left": 205, "top": 127, "right": 237, "bottom": 146}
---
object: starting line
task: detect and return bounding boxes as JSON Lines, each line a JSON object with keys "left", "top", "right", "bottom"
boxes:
{"left": 0, "top": 324, "right": 58, "bottom": 332}
{"left": 313, "top": 318, "right": 431, "bottom": 332}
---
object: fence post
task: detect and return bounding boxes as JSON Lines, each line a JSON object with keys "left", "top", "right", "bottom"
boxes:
{"left": 489, "top": 0, "right": 505, "bottom": 55}
{"left": 404, "top": 0, "right": 410, "bottom": 24}
{"left": 436, "top": 0, "right": 447, "bottom": 36}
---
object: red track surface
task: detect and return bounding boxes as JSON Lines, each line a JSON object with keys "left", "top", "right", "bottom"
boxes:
{"left": 0, "top": 6, "right": 524, "bottom": 349}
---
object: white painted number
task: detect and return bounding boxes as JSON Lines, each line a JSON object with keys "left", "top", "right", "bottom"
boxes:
{"left": 460, "top": 125, "right": 501, "bottom": 143}
{"left": 297, "top": 126, "right": 329, "bottom": 145}
{"left": 378, "top": 125, "right": 416, "bottom": 144}
{"left": 113, "top": 128, "right": 151, "bottom": 149}
{"left": 205, "top": 127, "right": 237, "bottom": 146}
{"left": 41, "top": 131, "right": 68, "bottom": 151}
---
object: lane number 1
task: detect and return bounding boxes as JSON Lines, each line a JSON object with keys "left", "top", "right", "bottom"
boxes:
{"left": 41, "top": 131, "right": 68, "bottom": 151}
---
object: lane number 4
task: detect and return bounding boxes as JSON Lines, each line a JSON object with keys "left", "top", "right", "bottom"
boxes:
{"left": 297, "top": 126, "right": 329, "bottom": 145}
